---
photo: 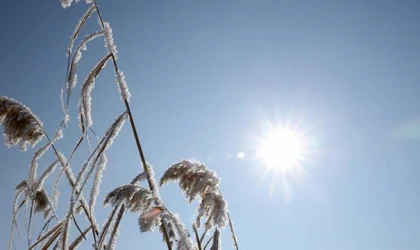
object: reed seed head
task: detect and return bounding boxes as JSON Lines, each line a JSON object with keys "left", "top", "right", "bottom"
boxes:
{"left": 0, "top": 96, "right": 44, "bottom": 151}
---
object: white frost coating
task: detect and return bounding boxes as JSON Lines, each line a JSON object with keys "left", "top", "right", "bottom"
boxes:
{"left": 59, "top": 212, "right": 72, "bottom": 250}
{"left": 105, "top": 226, "right": 120, "bottom": 250}
{"left": 73, "top": 112, "right": 127, "bottom": 214}
{"left": 138, "top": 209, "right": 161, "bottom": 233}
{"left": 78, "top": 54, "right": 111, "bottom": 129}
{"left": 103, "top": 22, "right": 118, "bottom": 58}
{"left": 61, "top": 0, "right": 73, "bottom": 8}
{"left": 145, "top": 163, "right": 161, "bottom": 200}
{"left": 85, "top": 0, "right": 93, "bottom": 3}
{"left": 89, "top": 154, "right": 107, "bottom": 212}
{"left": 52, "top": 151, "right": 73, "bottom": 209}
{"left": 211, "top": 228, "right": 221, "bottom": 250}
{"left": 67, "top": 31, "right": 103, "bottom": 91}
{"left": 79, "top": 79, "right": 94, "bottom": 128}
{"left": 67, "top": 5, "right": 96, "bottom": 56}
{"left": 34, "top": 160, "right": 59, "bottom": 192}
{"left": 115, "top": 70, "right": 131, "bottom": 102}
{"left": 131, "top": 172, "right": 148, "bottom": 184}
{"left": 196, "top": 192, "right": 228, "bottom": 231}
{"left": 28, "top": 127, "right": 63, "bottom": 188}
{"left": 53, "top": 127, "right": 64, "bottom": 141}
{"left": 164, "top": 213, "right": 196, "bottom": 250}
{"left": 68, "top": 50, "right": 81, "bottom": 90}
{"left": 102, "top": 112, "right": 128, "bottom": 152}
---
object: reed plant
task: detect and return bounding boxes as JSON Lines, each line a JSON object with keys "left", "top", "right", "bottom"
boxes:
{"left": 3, "top": 1, "right": 238, "bottom": 249}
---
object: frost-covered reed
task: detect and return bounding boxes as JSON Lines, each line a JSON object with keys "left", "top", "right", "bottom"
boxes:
{"left": 5, "top": 1, "right": 239, "bottom": 250}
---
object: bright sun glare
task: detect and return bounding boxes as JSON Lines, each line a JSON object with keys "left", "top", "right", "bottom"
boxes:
{"left": 257, "top": 126, "right": 306, "bottom": 172}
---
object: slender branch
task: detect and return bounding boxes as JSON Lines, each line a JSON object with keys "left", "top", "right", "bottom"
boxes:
{"left": 193, "top": 224, "right": 203, "bottom": 250}
{"left": 161, "top": 222, "right": 173, "bottom": 250}
{"left": 91, "top": 4, "right": 178, "bottom": 250}
{"left": 227, "top": 212, "right": 239, "bottom": 250}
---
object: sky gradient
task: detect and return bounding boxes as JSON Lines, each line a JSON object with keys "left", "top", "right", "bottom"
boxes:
{"left": 1, "top": 0, "right": 420, "bottom": 249}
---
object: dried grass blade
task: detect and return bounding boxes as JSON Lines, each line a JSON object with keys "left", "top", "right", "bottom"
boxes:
{"left": 106, "top": 205, "right": 125, "bottom": 250}
{"left": 79, "top": 53, "right": 112, "bottom": 130}
{"left": 28, "top": 222, "right": 62, "bottom": 250}
{"left": 193, "top": 224, "right": 202, "bottom": 250}
{"left": 228, "top": 212, "right": 239, "bottom": 250}
{"left": 63, "top": 5, "right": 96, "bottom": 110}
{"left": 97, "top": 205, "right": 118, "bottom": 250}
{"left": 72, "top": 215, "right": 87, "bottom": 241}
{"left": 66, "top": 5, "right": 96, "bottom": 57}
{"left": 203, "top": 235, "right": 214, "bottom": 250}
{"left": 40, "top": 227, "right": 61, "bottom": 250}
{"left": 69, "top": 226, "right": 92, "bottom": 250}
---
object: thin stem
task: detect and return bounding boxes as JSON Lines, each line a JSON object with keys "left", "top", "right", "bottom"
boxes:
{"left": 227, "top": 212, "right": 239, "bottom": 250}
{"left": 161, "top": 221, "right": 173, "bottom": 250}
{"left": 40, "top": 129, "right": 99, "bottom": 244}
{"left": 193, "top": 224, "right": 203, "bottom": 250}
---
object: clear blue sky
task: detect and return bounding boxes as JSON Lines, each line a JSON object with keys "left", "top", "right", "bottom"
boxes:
{"left": 1, "top": 0, "right": 420, "bottom": 249}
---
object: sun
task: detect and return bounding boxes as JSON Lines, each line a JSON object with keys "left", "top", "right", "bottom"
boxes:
{"left": 257, "top": 126, "right": 307, "bottom": 173}
{"left": 252, "top": 119, "right": 314, "bottom": 200}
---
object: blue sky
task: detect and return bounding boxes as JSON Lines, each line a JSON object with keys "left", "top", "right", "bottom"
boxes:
{"left": 1, "top": 0, "right": 420, "bottom": 249}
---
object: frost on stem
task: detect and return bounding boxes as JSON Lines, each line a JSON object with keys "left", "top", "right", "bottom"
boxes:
{"left": 67, "top": 31, "right": 104, "bottom": 92}
{"left": 28, "top": 127, "right": 63, "bottom": 189}
{"left": 0, "top": 96, "right": 44, "bottom": 151}
{"left": 160, "top": 219, "right": 176, "bottom": 247}
{"left": 74, "top": 112, "right": 127, "bottom": 216}
{"left": 210, "top": 228, "right": 221, "bottom": 250}
{"left": 33, "top": 160, "right": 59, "bottom": 192}
{"left": 103, "top": 22, "right": 118, "bottom": 58}
{"left": 89, "top": 154, "right": 107, "bottom": 213}
{"left": 66, "top": 5, "right": 96, "bottom": 56}
{"left": 61, "top": 0, "right": 73, "bottom": 8}
{"left": 78, "top": 53, "right": 112, "bottom": 130}
{"left": 160, "top": 160, "right": 229, "bottom": 231}
{"left": 162, "top": 213, "right": 196, "bottom": 250}
{"left": 145, "top": 162, "right": 161, "bottom": 200}
{"left": 115, "top": 70, "right": 131, "bottom": 102}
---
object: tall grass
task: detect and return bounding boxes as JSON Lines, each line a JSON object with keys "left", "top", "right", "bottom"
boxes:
{"left": 3, "top": 1, "right": 238, "bottom": 249}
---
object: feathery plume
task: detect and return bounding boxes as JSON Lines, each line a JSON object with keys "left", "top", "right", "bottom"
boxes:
{"left": 160, "top": 160, "right": 228, "bottom": 231}
{"left": 139, "top": 207, "right": 162, "bottom": 233}
{"left": 33, "top": 190, "right": 52, "bottom": 219}
{"left": 0, "top": 96, "right": 44, "bottom": 151}
{"left": 131, "top": 172, "right": 148, "bottom": 184}
{"left": 104, "top": 184, "right": 154, "bottom": 213}
{"left": 160, "top": 160, "right": 220, "bottom": 202}
{"left": 196, "top": 192, "right": 228, "bottom": 231}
